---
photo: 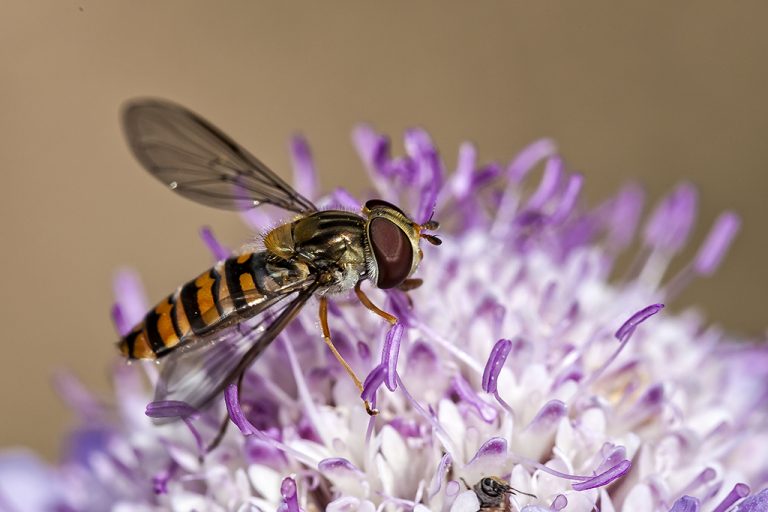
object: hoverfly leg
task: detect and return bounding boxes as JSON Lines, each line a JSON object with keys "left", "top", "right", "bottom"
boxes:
{"left": 354, "top": 282, "right": 397, "bottom": 325}
{"left": 319, "top": 297, "right": 379, "bottom": 416}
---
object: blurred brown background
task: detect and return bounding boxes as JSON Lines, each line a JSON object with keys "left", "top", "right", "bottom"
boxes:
{"left": 1, "top": 2, "right": 766, "bottom": 460}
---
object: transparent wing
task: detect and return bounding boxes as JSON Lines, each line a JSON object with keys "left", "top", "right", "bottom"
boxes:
{"left": 122, "top": 99, "right": 317, "bottom": 213}
{"left": 152, "top": 280, "right": 320, "bottom": 421}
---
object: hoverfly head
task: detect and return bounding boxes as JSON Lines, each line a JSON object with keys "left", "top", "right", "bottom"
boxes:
{"left": 363, "top": 199, "right": 439, "bottom": 289}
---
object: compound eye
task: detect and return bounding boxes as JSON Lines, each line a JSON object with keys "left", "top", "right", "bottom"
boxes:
{"left": 365, "top": 199, "right": 406, "bottom": 216}
{"left": 369, "top": 217, "right": 413, "bottom": 289}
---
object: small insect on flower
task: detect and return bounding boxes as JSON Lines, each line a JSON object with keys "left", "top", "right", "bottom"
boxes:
{"left": 460, "top": 476, "right": 537, "bottom": 511}
{"left": 116, "top": 99, "right": 440, "bottom": 419}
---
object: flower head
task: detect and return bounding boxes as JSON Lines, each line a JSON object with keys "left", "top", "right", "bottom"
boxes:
{"left": 3, "top": 126, "right": 766, "bottom": 512}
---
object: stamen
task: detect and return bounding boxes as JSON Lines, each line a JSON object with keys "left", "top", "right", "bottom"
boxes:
{"left": 382, "top": 322, "right": 403, "bottom": 391}
{"left": 494, "top": 139, "right": 557, "bottom": 233}
{"left": 152, "top": 460, "right": 179, "bottom": 495}
{"left": 616, "top": 303, "right": 665, "bottom": 342}
{"left": 279, "top": 477, "right": 302, "bottom": 512}
{"left": 199, "top": 226, "right": 229, "bottom": 261}
{"left": 550, "top": 494, "right": 568, "bottom": 510}
{"left": 451, "top": 142, "right": 476, "bottom": 200}
{"left": 428, "top": 453, "right": 453, "bottom": 499}
{"left": 583, "top": 304, "right": 664, "bottom": 387}
{"left": 145, "top": 401, "right": 204, "bottom": 456}
{"left": 145, "top": 400, "right": 196, "bottom": 419}
{"left": 571, "top": 460, "right": 632, "bottom": 491}
{"left": 551, "top": 173, "right": 584, "bottom": 224}
{"left": 643, "top": 183, "right": 698, "bottom": 254}
{"left": 605, "top": 183, "right": 645, "bottom": 253}
{"left": 526, "top": 156, "right": 563, "bottom": 210}
{"left": 711, "top": 483, "right": 750, "bottom": 512}
{"left": 361, "top": 364, "right": 386, "bottom": 404}
{"left": 482, "top": 339, "right": 512, "bottom": 394}
{"left": 111, "top": 303, "right": 130, "bottom": 338}
{"left": 694, "top": 212, "right": 741, "bottom": 276}
{"left": 507, "top": 138, "right": 558, "bottom": 183}
{"left": 669, "top": 495, "right": 701, "bottom": 512}
{"left": 112, "top": 268, "right": 148, "bottom": 333}
{"left": 679, "top": 467, "right": 716, "bottom": 496}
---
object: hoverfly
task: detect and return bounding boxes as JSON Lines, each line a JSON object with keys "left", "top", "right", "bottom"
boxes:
{"left": 461, "top": 476, "right": 536, "bottom": 512}
{"left": 117, "top": 99, "right": 440, "bottom": 418}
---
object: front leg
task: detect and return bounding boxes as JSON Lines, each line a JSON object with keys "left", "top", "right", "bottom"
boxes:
{"left": 354, "top": 282, "right": 397, "bottom": 325}
{"left": 319, "top": 297, "right": 378, "bottom": 416}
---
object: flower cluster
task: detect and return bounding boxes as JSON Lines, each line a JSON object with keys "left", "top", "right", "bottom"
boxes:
{"left": 1, "top": 127, "right": 766, "bottom": 512}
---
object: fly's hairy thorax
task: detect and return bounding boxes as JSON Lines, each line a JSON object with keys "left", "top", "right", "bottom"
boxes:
{"left": 264, "top": 210, "right": 370, "bottom": 294}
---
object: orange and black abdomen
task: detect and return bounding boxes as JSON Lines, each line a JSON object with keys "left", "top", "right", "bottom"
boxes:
{"left": 118, "top": 251, "right": 302, "bottom": 360}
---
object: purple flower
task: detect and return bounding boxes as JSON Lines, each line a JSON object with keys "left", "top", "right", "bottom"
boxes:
{"left": 3, "top": 126, "right": 766, "bottom": 511}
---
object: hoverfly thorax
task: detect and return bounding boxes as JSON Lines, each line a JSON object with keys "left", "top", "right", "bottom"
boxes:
{"left": 363, "top": 199, "right": 435, "bottom": 289}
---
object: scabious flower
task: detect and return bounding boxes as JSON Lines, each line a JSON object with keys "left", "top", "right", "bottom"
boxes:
{"left": 2, "top": 127, "right": 767, "bottom": 512}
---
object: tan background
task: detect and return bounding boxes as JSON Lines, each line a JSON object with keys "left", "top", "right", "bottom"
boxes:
{"left": 1, "top": 2, "right": 766, "bottom": 460}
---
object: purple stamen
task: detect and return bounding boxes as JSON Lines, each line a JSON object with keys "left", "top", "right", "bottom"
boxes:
{"left": 512, "top": 455, "right": 590, "bottom": 481}
{"left": 507, "top": 138, "right": 558, "bottom": 182}
{"left": 451, "top": 142, "right": 476, "bottom": 200}
{"left": 318, "top": 457, "right": 363, "bottom": 474}
{"left": 644, "top": 183, "right": 698, "bottom": 253}
{"left": 145, "top": 401, "right": 204, "bottom": 455}
{"left": 551, "top": 173, "right": 584, "bottom": 224}
{"left": 452, "top": 375, "right": 497, "bottom": 423}
{"left": 112, "top": 269, "right": 148, "bottom": 334}
{"left": 428, "top": 453, "right": 452, "bottom": 498}
{"left": 152, "top": 461, "right": 179, "bottom": 495}
{"left": 680, "top": 467, "right": 717, "bottom": 496}
{"left": 595, "top": 444, "right": 627, "bottom": 475}
{"left": 571, "top": 460, "right": 632, "bottom": 491}
{"left": 290, "top": 135, "right": 318, "bottom": 200}
{"left": 279, "top": 477, "right": 302, "bottom": 512}
{"left": 482, "top": 338, "right": 512, "bottom": 394}
{"left": 712, "top": 483, "right": 750, "bottom": 512}
{"left": 352, "top": 124, "right": 390, "bottom": 173}
{"left": 585, "top": 304, "right": 664, "bottom": 388}
{"left": 199, "top": 226, "right": 230, "bottom": 261}
{"left": 111, "top": 304, "right": 130, "bottom": 337}
{"left": 224, "top": 383, "right": 256, "bottom": 435}
{"left": 381, "top": 322, "right": 403, "bottom": 391}
{"left": 145, "top": 400, "right": 197, "bottom": 419}
{"left": 606, "top": 183, "right": 645, "bottom": 252}
{"left": 551, "top": 494, "right": 568, "bottom": 511}
{"left": 527, "top": 156, "right": 563, "bottom": 210}
{"left": 361, "top": 364, "right": 387, "bottom": 403}
{"left": 694, "top": 212, "right": 740, "bottom": 276}
{"left": 615, "top": 304, "right": 665, "bottom": 342}
{"left": 669, "top": 496, "right": 701, "bottom": 512}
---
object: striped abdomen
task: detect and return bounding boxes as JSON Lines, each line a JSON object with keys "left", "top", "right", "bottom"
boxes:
{"left": 118, "top": 251, "right": 310, "bottom": 359}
